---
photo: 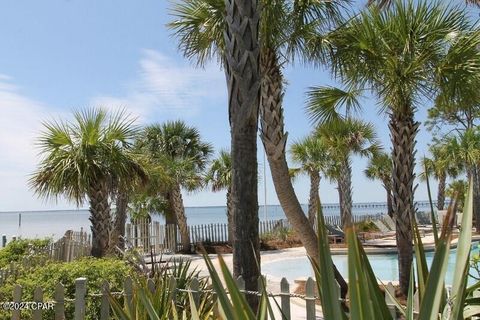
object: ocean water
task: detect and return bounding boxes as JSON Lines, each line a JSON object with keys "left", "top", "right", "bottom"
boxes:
{"left": 0, "top": 201, "right": 433, "bottom": 241}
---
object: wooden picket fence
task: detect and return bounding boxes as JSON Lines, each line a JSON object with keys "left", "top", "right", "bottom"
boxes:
{"left": 125, "top": 214, "right": 384, "bottom": 254}
{"left": 3, "top": 274, "right": 406, "bottom": 320}
{"left": 0, "top": 230, "right": 91, "bottom": 286}
{"left": 48, "top": 229, "right": 91, "bottom": 262}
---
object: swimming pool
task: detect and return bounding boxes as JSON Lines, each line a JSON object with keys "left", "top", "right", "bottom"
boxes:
{"left": 262, "top": 244, "right": 480, "bottom": 285}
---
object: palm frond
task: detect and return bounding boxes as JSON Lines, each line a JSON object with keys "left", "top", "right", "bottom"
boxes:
{"left": 305, "top": 85, "right": 363, "bottom": 125}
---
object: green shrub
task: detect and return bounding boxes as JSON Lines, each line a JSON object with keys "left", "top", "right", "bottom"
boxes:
{"left": 355, "top": 220, "right": 380, "bottom": 232}
{"left": 0, "top": 257, "right": 134, "bottom": 320}
{"left": 0, "top": 238, "right": 51, "bottom": 268}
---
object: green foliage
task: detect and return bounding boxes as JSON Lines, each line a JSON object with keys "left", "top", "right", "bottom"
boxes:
{"left": 110, "top": 259, "right": 215, "bottom": 319}
{"left": 355, "top": 220, "right": 380, "bottom": 232}
{"left": 260, "top": 227, "right": 295, "bottom": 243}
{"left": 205, "top": 149, "right": 231, "bottom": 192}
{"left": 447, "top": 180, "right": 468, "bottom": 211}
{"left": 316, "top": 118, "right": 381, "bottom": 165}
{"left": 0, "top": 257, "right": 133, "bottom": 320}
{"left": 0, "top": 238, "right": 51, "bottom": 268}
{"left": 289, "top": 134, "right": 331, "bottom": 177}
{"left": 30, "top": 108, "right": 145, "bottom": 205}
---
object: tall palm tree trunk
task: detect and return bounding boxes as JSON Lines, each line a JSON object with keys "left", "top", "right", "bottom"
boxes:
{"left": 113, "top": 191, "right": 129, "bottom": 250}
{"left": 224, "top": 0, "right": 261, "bottom": 309}
{"left": 259, "top": 47, "right": 348, "bottom": 298}
{"left": 338, "top": 159, "right": 353, "bottom": 229}
{"left": 88, "top": 180, "right": 111, "bottom": 258}
{"left": 170, "top": 184, "right": 191, "bottom": 252}
{"left": 308, "top": 171, "right": 321, "bottom": 226}
{"left": 226, "top": 187, "right": 234, "bottom": 245}
{"left": 437, "top": 172, "right": 446, "bottom": 210}
{"left": 164, "top": 192, "right": 179, "bottom": 252}
{"left": 472, "top": 165, "right": 480, "bottom": 231}
{"left": 383, "top": 183, "right": 394, "bottom": 218}
{"left": 389, "top": 111, "right": 418, "bottom": 296}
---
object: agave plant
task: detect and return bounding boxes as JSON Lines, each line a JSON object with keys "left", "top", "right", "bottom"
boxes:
{"left": 109, "top": 259, "right": 216, "bottom": 319}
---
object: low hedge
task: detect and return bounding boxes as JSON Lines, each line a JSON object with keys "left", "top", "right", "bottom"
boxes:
{"left": 0, "top": 257, "right": 135, "bottom": 319}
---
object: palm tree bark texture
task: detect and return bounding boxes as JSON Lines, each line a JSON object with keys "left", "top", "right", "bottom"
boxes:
{"left": 169, "top": 184, "right": 191, "bottom": 252}
{"left": 226, "top": 187, "right": 234, "bottom": 244}
{"left": 384, "top": 183, "right": 394, "bottom": 218}
{"left": 338, "top": 159, "right": 353, "bottom": 229}
{"left": 224, "top": 0, "right": 261, "bottom": 309}
{"left": 437, "top": 172, "right": 446, "bottom": 211}
{"left": 308, "top": 171, "right": 321, "bottom": 225}
{"left": 88, "top": 180, "right": 112, "bottom": 258}
{"left": 389, "top": 110, "right": 418, "bottom": 297}
{"left": 259, "top": 47, "right": 348, "bottom": 298}
{"left": 472, "top": 166, "right": 480, "bottom": 231}
{"left": 113, "top": 191, "right": 129, "bottom": 250}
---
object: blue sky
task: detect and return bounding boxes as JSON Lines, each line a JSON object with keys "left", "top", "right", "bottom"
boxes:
{"left": 0, "top": 0, "right": 472, "bottom": 211}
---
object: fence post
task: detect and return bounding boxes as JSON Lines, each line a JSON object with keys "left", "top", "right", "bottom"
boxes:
{"left": 12, "top": 284, "right": 22, "bottom": 320}
{"left": 54, "top": 283, "right": 65, "bottom": 320}
{"left": 170, "top": 276, "right": 177, "bottom": 305}
{"left": 32, "top": 287, "right": 43, "bottom": 320}
{"left": 280, "top": 278, "right": 291, "bottom": 320}
{"left": 74, "top": 277, "right": 87, "bottom": 320}
{"left": 100, "top": 281, "right": 110, "bottom": 320}
{"left": 147, "top": 278, "right": 155, "bottom": 293}
{"left": 305, "top": 277, "right": 315, "bottom": 320}
{"left": 385, "top": 282, "right": 396, "bottom": 318}
{"left": 236, "top": 276, "right": 245, "bottom": 298}
{"left": 124, "top": 276, "right": 133, "bottom": 311}
{"left": 190, "top": 277, "right": 200, "bottom": 309}
{"left": 2, "top": 234, "right": 6, "bottom": 247}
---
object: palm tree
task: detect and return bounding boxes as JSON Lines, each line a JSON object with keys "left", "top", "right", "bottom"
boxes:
{"left": 446, "top": 179, "right": 468, "bottom": 212}
{"left": 204, "top": 150, "right": 233, "bottom": 243}
{"left": 136, "top": 121, "right": 212, "bottom": 252}
{"left": 111, "top": 158, "right": 149, "bottom": 250}
{"left": 365, "top": 152, "right": 393, "bottom": 218}
{"left": 308, "top": 0, "right": 480, "bottom": 295}
{"left": 223, "top": 0, "right": 262, "bottom": 309}
{"left": 169, "top": 0, "right": 350, "bottom": 297}
{"left": 317, "top": 119, "right": 380, "bottom": 229}
{"left": 30, "top": 108, "right": 145, "bottom": 257}
{"left": 443, "top": 129, "right": 480, "bottom": 229}
{"left": 289, "top": 135, "right": 330, "bottom": 226}
{"left": 420, "top": 144, "right": 461, "bottom": 211}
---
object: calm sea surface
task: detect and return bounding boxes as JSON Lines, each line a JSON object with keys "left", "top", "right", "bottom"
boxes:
{"left": 0, "top": 202, "right": 433, "bottom": 241}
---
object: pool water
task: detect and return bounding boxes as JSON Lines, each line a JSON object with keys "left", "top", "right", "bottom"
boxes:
{"left": 262, "top": 244, "right": 480, "bottom": 285}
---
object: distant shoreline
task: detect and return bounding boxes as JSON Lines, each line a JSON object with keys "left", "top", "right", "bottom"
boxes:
{"left": 0, "top": 200, "right": 439, "bottom": 214}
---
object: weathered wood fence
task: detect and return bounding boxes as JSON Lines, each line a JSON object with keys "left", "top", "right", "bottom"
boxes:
{"left": 0, "top": 230, "right": 91, "bottom": 286}
{"left": 3, "top": 275, "right": 406, "bottom": 320}
{"left": 125, "top": 214, "right": 384, "bottom": 254}
{"left": 48, "top": 229, "right": 91, "bottom": 262}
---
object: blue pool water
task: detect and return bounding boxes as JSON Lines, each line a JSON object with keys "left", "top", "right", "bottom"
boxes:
{"left": 262, "top": 244, "right": 480, "bottom": 285}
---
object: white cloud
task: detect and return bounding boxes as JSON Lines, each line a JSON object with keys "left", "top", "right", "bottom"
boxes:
{"left": 92, "top": 49, "right": 225, "bottom": 120}
{"left": 0, "top": 76, "right": 72, "bottom": 210}
{"left": 0, "top": 76, "right": 51, "bottom": 170}
{"left": 0, "top": 50, "right": 226, "bottom": 211}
